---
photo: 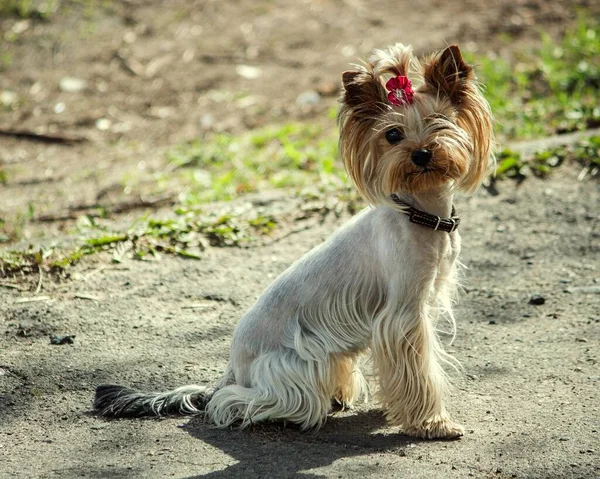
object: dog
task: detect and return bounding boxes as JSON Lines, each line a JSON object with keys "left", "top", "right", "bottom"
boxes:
{"left": 94, "top": 43, "right": 494, "bottom": 439}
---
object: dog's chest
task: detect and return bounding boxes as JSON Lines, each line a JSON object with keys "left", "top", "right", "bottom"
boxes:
{"left": 430, "top": 231, "right": 459, "bottom": 288}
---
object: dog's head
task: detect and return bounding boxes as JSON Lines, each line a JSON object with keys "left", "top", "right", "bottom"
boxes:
{"left": 338, "top": 44, "right": 494, "bottom": 205}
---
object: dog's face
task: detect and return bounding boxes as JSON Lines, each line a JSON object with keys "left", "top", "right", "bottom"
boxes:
{"left": 339, "top": 44, "right": 494, "bottom": 204}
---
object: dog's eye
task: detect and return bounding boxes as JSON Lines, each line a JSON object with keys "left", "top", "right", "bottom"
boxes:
{"left": 385, "top": 128, "right": 404, "bottom": 145}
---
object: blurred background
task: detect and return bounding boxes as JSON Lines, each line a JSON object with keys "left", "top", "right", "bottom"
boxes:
{"left": 0, "top": 0, "right": 598, "bottom": 261}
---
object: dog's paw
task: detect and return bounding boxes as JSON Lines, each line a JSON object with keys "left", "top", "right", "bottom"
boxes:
{"left": 330, "top": 398, "right": 352, "bottom": 412}
{"left": 402, "top": 418, "right": 464, "bottom": 440}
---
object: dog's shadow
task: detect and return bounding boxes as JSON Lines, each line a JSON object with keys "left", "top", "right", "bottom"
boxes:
{"left": 183, "top": 409, "right": 423, "bottom": 478}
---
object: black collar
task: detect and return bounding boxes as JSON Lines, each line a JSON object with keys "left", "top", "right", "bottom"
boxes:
{"left": 390, "top": 194, "right": 460, "bottom": 233}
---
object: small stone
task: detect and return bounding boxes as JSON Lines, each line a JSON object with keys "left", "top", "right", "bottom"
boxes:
{"left": 54, "top": 102, "right": 66, "bottom": 114}
{"left": 50, "top": 335, "right": 75, "bottom": 345}
{"left": 341, "top": 45, "right": 356, "bottom": 57}
{"left": 528, "top": 294, "right": 545, "bottom": 305}
{"left": 566, "top": 286, "right": 600, "bottom": 294}
{"left": 0, "top": 90, "right": 17, "bottom": 107}
{"left": 12, "top": 20, "right": 31, "bottom": 34}
{"left": 123, "top": 31, "right": 137, "bottom": 44}
{"left": 59, "top": 77, "right": 87, "bottom": 93}
{"left": 559, "top": 436, "right": 569, "bottom": 441}
{"left": 488, "top": 320, "right": 497, "bottom": 325}
{"left": 199, "top": 113, "right": 214, "bottom": 129}
{"left": 96, "top": 118, "right": 112, "bottom": 131}
{"left": 235, "top": 65, "right": 262, "bottom": 79}
{"left": 296, "top": 90, "right": 321, "bottom": 106}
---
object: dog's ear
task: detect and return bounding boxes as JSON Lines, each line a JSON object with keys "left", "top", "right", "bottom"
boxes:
{"left": 341, "top": 70, "right": 387, "bottom": 115}
{"left": 423, "top": 46, "right": 494, "bottom": 192}
{"left": 339, "top": 70, "right": 387, "bottom": 205}
{"left": 422, "top": 45, "right": 474, "bottom": 104}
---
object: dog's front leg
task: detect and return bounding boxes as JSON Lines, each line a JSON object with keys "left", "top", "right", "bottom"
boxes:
{"left": 373, "top": 303, "right": 463, "bottom": 439}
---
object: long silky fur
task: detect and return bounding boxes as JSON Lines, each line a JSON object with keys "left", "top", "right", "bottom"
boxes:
{"left": 94, "top": 43, "right": 493, "bottom": 439}
{"left": 94, "top": 384, "right": 212, "bottom": 418}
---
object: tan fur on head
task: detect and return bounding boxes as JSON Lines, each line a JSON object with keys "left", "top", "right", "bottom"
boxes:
{"left": 370, "top": 43, "right": 419, "bottom": 79}
{"left": 339, "top": 43, "right": 495, "bottom": 204}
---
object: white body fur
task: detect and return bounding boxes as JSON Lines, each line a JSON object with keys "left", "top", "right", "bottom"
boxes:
{"left": 204, "top": 190, "right": 461, "bottom": 436}
{"left": 95, "top": 194, "right": 463, "bottom": 438}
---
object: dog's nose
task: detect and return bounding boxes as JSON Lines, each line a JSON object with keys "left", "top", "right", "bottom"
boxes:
{"left": 411, "top": 149, "right": 432, "bottom": 167}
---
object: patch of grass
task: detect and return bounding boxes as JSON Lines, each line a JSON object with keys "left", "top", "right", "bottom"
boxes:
{"left": 493, "top": 135, "right": 600, "bottom": 182}
{"left": 0, "top": 211, "right": 26, "bottom": 245}
{"left": 468, "top": 15, "right": 600, "bottom": 140}
{"left": 571, "top": 135, "right": 600, "bottom": 179}
{"left": 0, "top": 0, "right": 112, "bottom": 19}
{"left": 0, "top": 52, "right": 13, "bottom": 71}
{"left": 493, "top": 148, "right": 561, "bottom": 182}
{"left": 164, "top": 123, "right": 345, "bottom": 205}
{"left": 0, "top": 208, "right": 285, "bottom": 279}
{"left": 0, "top": 0, "right": 59, "bottom": 19}
{"left": 0, "top": 246, "right": 75, "bottom": 278}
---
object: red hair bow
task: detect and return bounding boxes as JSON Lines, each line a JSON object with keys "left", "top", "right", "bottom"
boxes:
{"left": 386, "top": 75, "right": 414, "bottom": 106}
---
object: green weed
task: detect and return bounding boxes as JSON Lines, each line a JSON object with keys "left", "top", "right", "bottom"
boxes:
{"left": 469, "top": 15, "right": 600, "bottom": 140}
{"left": 0, "top": 209, "right": 285, "bottom": 279}
{"left": 0, "top": 0, "right": 112, "bottom": 19}
{"left": 0, "top": 52, "right": 13, "bottom": 71}
{"left": 571, "top": 135, "right": 600, "bottom": 179}
{"left": 164, "top": 123, "right": 345, "bottom": 205}
{"left": 0, "top": 0, "right": 59, "bottom": 19}
{"left": 493, "top": 136, "right": 600, "bottom": 181}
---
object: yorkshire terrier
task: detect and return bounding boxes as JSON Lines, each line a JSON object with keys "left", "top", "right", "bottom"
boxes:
{"left": 94, "top": 43, "right": 494, "bottom": 439}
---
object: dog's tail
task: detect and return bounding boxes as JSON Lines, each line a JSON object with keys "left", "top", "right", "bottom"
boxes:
{"left": 93, "top": 384, "right": 213, "bottom": 418}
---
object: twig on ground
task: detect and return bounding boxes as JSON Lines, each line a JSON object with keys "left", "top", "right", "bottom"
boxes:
{"left": 34, "top": 195, "right": 176, "bottom": 222}
{"left": 34, "top": 269, "right": 43, "bottom": 295}
{"left": 0, "top": 128, "right": 88, "bottom": 145}
{"left": 74, "top": 293, "right": 103, "bottom": 301}
{"left": 114, "top": 51, "right": 145, "bottom": 76}
{"left": 83, "top": 265, "right": 108, "bottom": 282}
{"left": 14, "top": 296, "right": 52, "bottom": 304}
{"left": 181, "top": 303, "right": 214, "bottom": 310}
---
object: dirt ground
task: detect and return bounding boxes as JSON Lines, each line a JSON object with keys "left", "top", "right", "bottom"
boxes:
{"left": 1, "top": 1, "right": 600, "bottom": 478}
{"left": 1, "top": 163, "right": 599, "bottom": 478}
